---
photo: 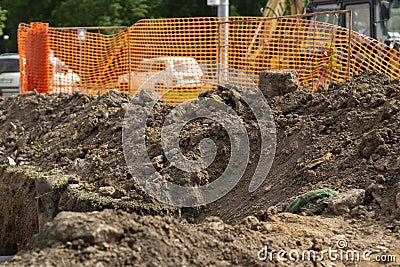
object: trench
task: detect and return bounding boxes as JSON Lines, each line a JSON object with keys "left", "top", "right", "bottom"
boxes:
{"left": 0, "top": 166, "right": 39, "bottom": 256}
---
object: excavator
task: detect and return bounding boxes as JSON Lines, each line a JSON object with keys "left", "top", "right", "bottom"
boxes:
{"left": 262, "top": 0, "right": 400, "bottom": 49}
{"left": 309, "top": 0, "right": 400, "bottom": 49}
{"left": 261, "top": 0, "right": 304, "bottom": 17}
{"left": 253, "top": 0, "right": 400, "bottom": 89}
{"left": 246, "top": 0, "right": 305, "bottom": 70}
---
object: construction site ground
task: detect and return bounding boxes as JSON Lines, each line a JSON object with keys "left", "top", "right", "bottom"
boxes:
{"left": 0, "top": 72, "right": 399, "bottom": 266}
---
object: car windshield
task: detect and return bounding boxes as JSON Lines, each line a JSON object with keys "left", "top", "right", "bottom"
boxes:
{"left": 173, "top": 60, "right": 202, "bottom": 75}
{"left": 0, "top": 59, "right": 19, "bottom": 73}
{"left": 138, "top": 61, "right": 165, "bottom": 72}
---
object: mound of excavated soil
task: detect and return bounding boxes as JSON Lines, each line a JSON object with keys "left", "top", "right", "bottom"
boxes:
{"left": 0, "top": 90, "right": 135, "bottom": 196}
{"left": 201, "top": 72, "right": 400, "bottom": 223}
{"left": 3, "top": 209, "right": 400, "bottom": 267}
{"left": 0, "top": 72, "right": 399, "bottom": 266}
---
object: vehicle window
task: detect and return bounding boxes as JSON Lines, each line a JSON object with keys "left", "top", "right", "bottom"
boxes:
{"left": 138, "top": 61, "right": 165, "bottom": 72}
{"left": 345, "top": 3, "right": 371, "bottom": 36}
{"left": 0, "top": 59, "right": 19, "bottom": 73}
{"left": 138, "top": 62, "right": 150, "bottom": 72}
{"left": 173, "top": 60, "right": 201, "bottom": 74}
{"left": 314, "top": 4, "right": 341, "bottom": 25}
{"left": 388, "top": 7, "right": 400, "bottom": 33}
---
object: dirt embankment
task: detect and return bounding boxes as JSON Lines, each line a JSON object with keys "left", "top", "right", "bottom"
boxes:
{"left": 0, "top": 72, "right": 399, "bottom": 266}
{"left": 201, "top": 72, "right": 400, "bottom": 223}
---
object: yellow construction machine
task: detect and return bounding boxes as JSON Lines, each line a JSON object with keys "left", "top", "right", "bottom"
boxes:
{"left": 262, "top": 0, "right": 400, "bottom": 49}
{"left": 261, "top": 0, "right": 305, "bottom": 17}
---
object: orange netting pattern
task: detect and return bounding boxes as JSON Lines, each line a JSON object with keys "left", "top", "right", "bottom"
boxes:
{"left": 17, "top": 12, "right": 400, "bottom": 104}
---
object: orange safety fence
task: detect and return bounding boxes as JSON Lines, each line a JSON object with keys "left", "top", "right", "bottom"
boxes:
{"left": 17, "top": 11, "right": 400, "bottom": 105}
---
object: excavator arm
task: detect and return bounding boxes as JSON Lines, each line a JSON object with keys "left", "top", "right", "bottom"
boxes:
{"left": 262, "top": 0, "right": 304, "bottom": 17}
{"left": 247, "top": 0, "right": 305, "bottom": 70}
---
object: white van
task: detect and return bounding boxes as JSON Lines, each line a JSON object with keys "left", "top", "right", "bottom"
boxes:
{"left": 0, "top": 53, "right": 20, "bottom": 96}
{"left": 117, "top": 56, "right": 204, "bottom": 91}
{"left": 0, "top": 52, "right": 81, "bottom": 95}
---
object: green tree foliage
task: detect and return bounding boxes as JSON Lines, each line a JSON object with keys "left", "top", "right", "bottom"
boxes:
{"left": 50, "top": 0, "right": 160, "bottom": 26}
{"left": 150, "top": 0, "right": 267, "bottom": 18}
{"left": 1, "top": 0, "right": 271, "bottom": 52}
{"left": 231, "top": 0, "right": 268, "bottom": 16}
{"left": 2, "top": 0, "right": 60, "bottom": 52}
{"left": 0, "top": 6, "right": 6, "bottom": 36}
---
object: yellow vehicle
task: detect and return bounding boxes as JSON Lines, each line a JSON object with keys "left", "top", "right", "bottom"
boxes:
{"left": 263, "top": 0, "right": 400, "bottom": 49}
{"left": 246, "top": 0, "right": 305, "bottom": 70}
{"left": 261, "top": 0, "right": 304, "bottom": 17}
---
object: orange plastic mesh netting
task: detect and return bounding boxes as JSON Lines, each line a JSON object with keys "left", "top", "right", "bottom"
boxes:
{"left": 17, "top": 12, "right": 400, "bottom": 104}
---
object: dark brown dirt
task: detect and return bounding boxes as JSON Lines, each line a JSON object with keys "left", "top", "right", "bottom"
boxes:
{"left": 3, "top": 209, "right": 400, "bottom": 267}
{"left": 0, "top": 166, "right": 38, "bottom": 255}
{"left": 0, "top": 72, "right": 399, "bottom": 266}
{"left": 201, "top": 72, "right": 400, "bottom": 223}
